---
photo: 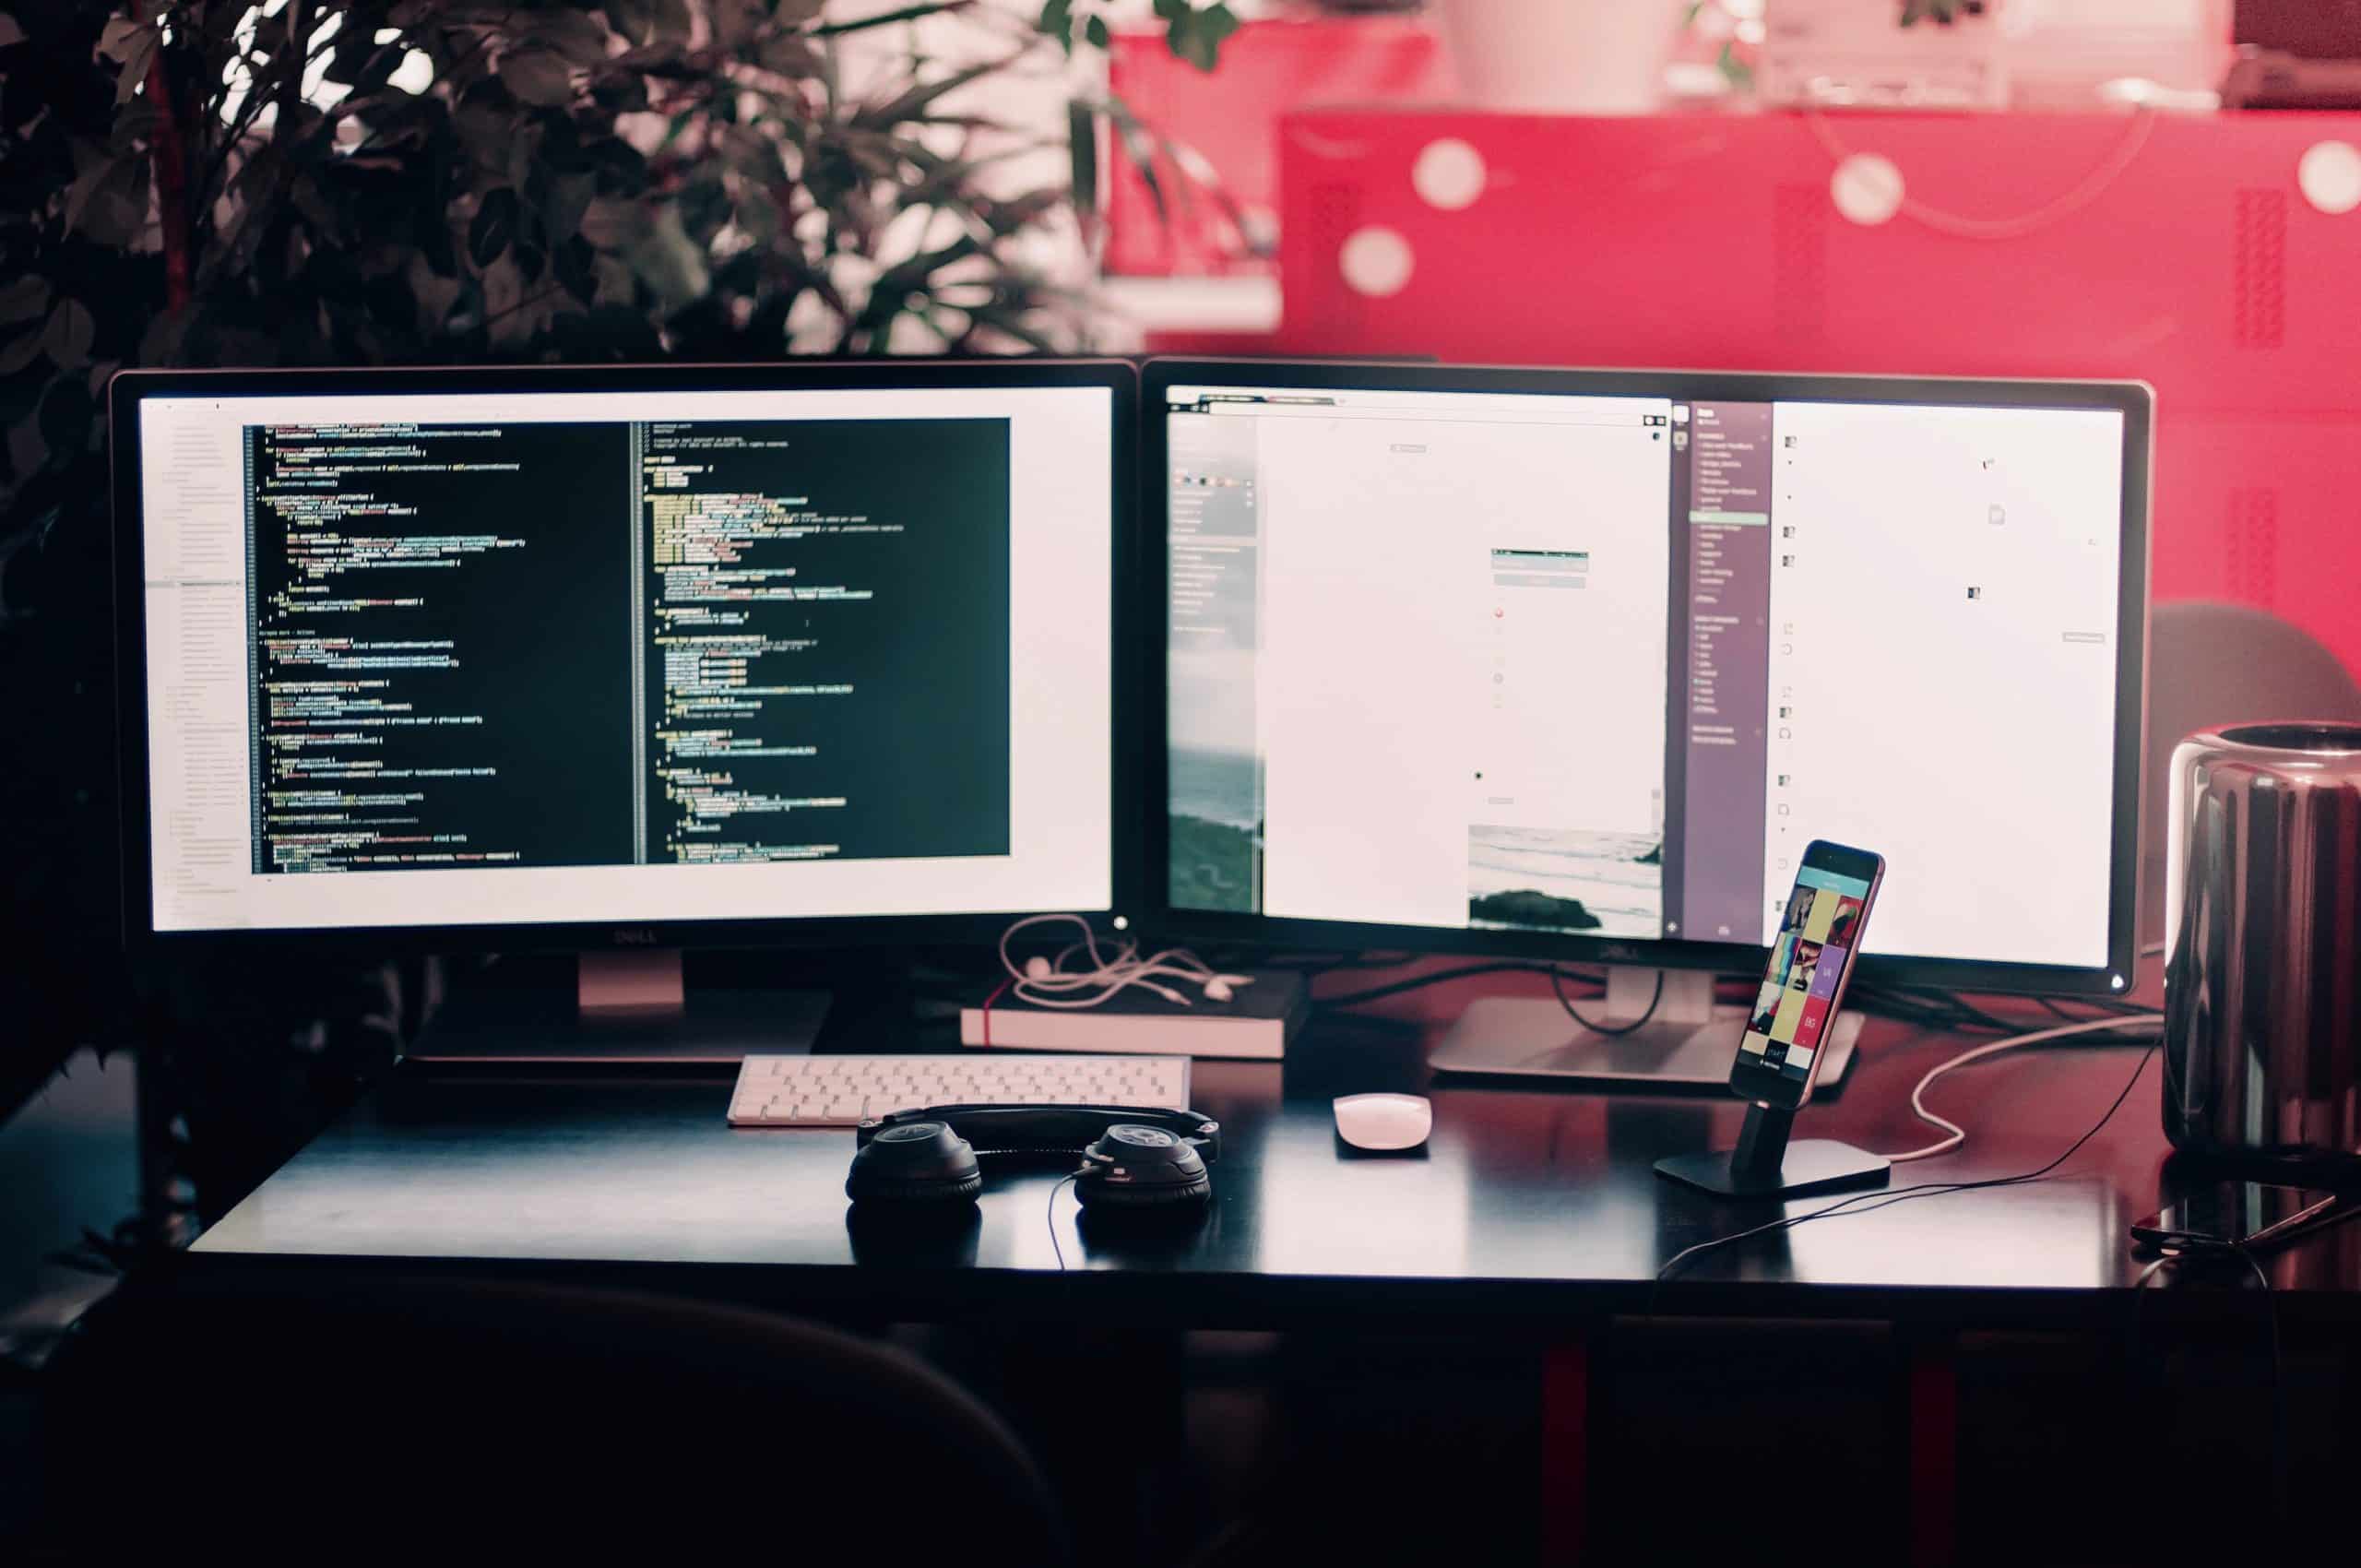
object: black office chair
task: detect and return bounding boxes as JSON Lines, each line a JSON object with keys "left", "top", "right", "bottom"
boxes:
{"left": 34, "top": 1269, "right": 1073, "bottom": 1562}
{"left": 2142, "top": 601, "right": 2361, "bottom": 946}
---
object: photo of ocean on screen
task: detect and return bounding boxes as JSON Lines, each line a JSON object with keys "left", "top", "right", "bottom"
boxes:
{"left": 1468, "top": 826, "right": 1661, "bottom": 939}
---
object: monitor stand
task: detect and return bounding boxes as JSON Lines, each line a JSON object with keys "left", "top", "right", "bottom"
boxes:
{"left": 1425, "top": 967, "right": 1862, "bottom": 1090}
{"left": 404, "top": 951, "right": 829, "bottom": 1064}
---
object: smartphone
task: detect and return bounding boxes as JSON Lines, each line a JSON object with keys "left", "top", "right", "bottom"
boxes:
{"left": 1729, "top": 839, "right": 1884, "bottom": 1111}
{"left": 2130, "top": 1182, "right": 2343, "bottom": 1253}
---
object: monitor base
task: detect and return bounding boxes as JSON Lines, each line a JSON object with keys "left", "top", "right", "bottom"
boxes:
{"left": 1427, "top": 992, "right": 1863, "bottom": 1091}
{"left": 407, "top": 952, "right": 829, "bottom": 1064}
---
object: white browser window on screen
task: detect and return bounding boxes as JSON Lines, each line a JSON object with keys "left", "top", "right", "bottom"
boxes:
{"left": 1163, "top": 380, "right": 2127, "bottom": 972}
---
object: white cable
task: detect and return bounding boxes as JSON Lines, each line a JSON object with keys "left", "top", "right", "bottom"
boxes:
{"left": 996, "top": 913, "right": 1253, "bottom": 1011}
{"left": 1883, "top": 1012, "right": 2165, "bottom": 1163}
{"left": 1805, "top": 106, "right": 2155, "bottom": 242}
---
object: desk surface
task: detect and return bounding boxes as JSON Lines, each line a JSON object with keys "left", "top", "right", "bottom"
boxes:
{"left": 192, "top": 1006, "right": 2361, "bottom": 1326}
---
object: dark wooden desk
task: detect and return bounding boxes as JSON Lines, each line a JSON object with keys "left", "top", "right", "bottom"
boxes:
{"left": 190, "top": 1012, "right": 2361, "bottom": 1313}
{"left": 187, "top": 1006, "right": 2361, "bottom": 1565}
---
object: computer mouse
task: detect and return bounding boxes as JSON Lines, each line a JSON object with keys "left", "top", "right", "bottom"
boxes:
{"left": 1332, "top": 1093, "right": 1432, "bottom": 1152}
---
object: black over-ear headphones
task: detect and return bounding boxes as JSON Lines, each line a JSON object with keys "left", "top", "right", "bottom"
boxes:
{"left": 846, "top": 1104, "right": 1220, "bottom": 1213}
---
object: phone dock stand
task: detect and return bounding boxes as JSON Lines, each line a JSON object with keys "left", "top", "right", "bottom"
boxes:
{"left": 1654, "top": 1099, "right": 1891, "bottom": 1200}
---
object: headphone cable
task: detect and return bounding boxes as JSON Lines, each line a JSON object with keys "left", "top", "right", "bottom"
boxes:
{"left": 1045, "top": 1171, "right": 1078, "bottom": 1273}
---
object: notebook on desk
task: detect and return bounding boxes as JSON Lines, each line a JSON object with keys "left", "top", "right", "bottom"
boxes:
{"left": 959, "top": 970, "right": 1310, "bottom": 1060}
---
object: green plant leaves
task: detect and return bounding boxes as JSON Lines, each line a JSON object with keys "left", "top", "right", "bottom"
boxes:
{"left": 812, "top": 3, "right": 967, "bottom": 39}
{"left": 352, "top": 43, "right": 406, "bottom": 98}
{"left": 95, "top": 17, "right": 158, "bottom": 104}
{"left": 1067, "top": 99, "right": 1097, "bottom": 223}
{"left": 533, "top": 8, "right": 613, "bottom": 65}
{"left": 588, "top": 137, "right": 649, "bottom": 197}
{"left": 499, "top": 48, "right": 575, "bottom": 108}
{"left": 652, "top": 0, "right": 694, "bottom": 45}
{"left": 1039, "top": 0, "right": 1074, "bottom": 53}
{"left": 36, "top": 375, "right": 92, "bottom": 461}
{"left": 555, "top": 234, "right": 598, "bottom": 304}
{"left": 1151, "top": 0, "right": 1237, "bottom": 72}
{"left": 0, "top": 277, "right": 47, "bottom": 327}
{"left": 94, "top": 19, "right": 146, "bottom": 63}
{"left": 543, "top": 171, "right": 597, "bottom": 245}
{"left": 758, "top": 30, "right": 820, "bottom": 78}
{"left": 65, "top": 158, "right": 147, "bottom": 247}
{"left": 41, "top": 300, "right": 93, "bottom": 370}
{"left": 623, "top": 201, "right": 708, "bottom": 313}
{"left": 603, "top": 0, "right": 653, "bottom": 47}
{"left": 7, "top": 411, "right": 45, "bottom": 477}
{"left": 1103, "top": 92, "right": 1166, "bottom": 224}
{"left": 852, "top": 58, "right": 1005, "bottom": 132}
{"left": 469, "top": 187, "right": 520, "bottom": 267}
{"left": 0, "top": 0, "right": 1137, "bottom": 506}
{"left": 0, "top": 327, "right": 42, "bottom": 379}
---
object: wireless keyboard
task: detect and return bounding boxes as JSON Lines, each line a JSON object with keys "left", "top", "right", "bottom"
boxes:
{"left": 727, "top": 1052, "right": 1193, "bottom": 1127}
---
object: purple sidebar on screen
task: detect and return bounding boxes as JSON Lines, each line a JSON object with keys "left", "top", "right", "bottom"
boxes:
{"left": 1678, "top": 402, "right": 1774, "bottom": 943}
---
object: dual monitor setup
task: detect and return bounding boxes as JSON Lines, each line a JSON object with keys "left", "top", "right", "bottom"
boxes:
{"left": 114, "top": 359, "right": 2150, "bottom": 1103}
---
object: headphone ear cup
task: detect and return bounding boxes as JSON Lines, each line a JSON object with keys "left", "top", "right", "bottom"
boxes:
{"left": 846, "top": 1122, "right": 983, "bottom": 1206}
{"left": 1074, "top": 1123, "right": 1213, "bottom": 1213}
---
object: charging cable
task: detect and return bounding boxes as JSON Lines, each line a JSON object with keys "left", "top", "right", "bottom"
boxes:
{"left": 996, "top": 913, "right": 1254, "bottom": 1010}
{"left": 1884, "top": 1012, "right": 2165, "bottom": 1163}
{"left": 1658, "top": 1037, "right": 2161, "bottom": 1284}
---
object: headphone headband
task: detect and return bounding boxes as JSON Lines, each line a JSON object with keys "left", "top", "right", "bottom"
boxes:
{"left": 857, "top": 1103, "right": 1221, "bottom": 1162}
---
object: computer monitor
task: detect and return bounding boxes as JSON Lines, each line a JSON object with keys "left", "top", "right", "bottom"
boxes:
{"left": 113, "top": 360, "right": 1133, "bottom": 1056}
{"left": 1145, "top": 360, "right": 2150, "bottom": 1085}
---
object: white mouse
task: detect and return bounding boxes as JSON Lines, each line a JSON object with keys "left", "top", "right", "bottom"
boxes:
{"left": 1333, "top": 1092, "right": 1432, "bottom": 1152}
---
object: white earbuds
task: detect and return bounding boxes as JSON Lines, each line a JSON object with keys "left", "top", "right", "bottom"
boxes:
{"left": 997, "top": 913, "right": 1252, "bottom": 1013}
